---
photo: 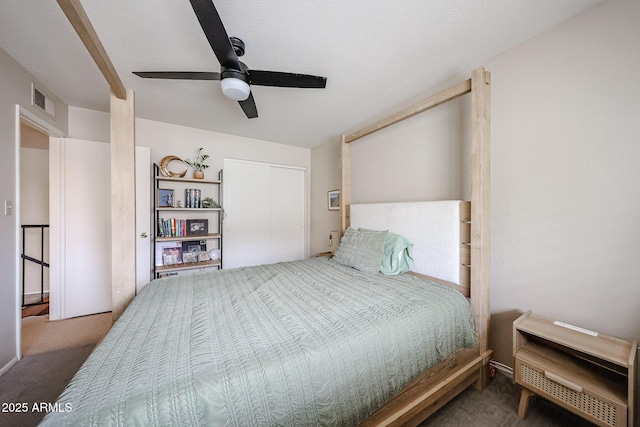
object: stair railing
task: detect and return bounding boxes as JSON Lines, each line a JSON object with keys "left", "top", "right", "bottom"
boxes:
{"left": 21, "top": 224, "right": 49, "bottom": 307}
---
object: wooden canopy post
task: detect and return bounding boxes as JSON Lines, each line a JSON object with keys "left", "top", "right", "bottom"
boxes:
{"left": 470, "top": 66, "right": 492, "bottom": 388}
{"left": 110, "top": 89, "right": 136, "bottom": 320}
{"left": 340, "top": 135, "right": 350, "bottom": 233}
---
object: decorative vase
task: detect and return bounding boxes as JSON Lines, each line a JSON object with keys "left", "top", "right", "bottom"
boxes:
{"left": 193, "top": 170, "right": 204, "bottom": 179}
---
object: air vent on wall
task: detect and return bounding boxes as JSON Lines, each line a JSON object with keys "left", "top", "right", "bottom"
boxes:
{"left": 31, "top": 83, "right": 56, "bottom": 117}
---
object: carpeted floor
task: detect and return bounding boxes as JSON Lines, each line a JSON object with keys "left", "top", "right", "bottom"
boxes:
{"left": 2, "top": 313, "right": 593, "bottom": 427}
{"left": 21, "top": 313, "right": 112, "bottom": 356}
{"left": 0, "top": 345, "right": 95, "bottom": 427}
{"left": 0, "top": 313, "right": 112, "bottom": 427}
{"left": 419, "top": 372, "right": 592, "bottom": 427}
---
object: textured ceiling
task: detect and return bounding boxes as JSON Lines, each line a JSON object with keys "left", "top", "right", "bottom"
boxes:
{"left": 0, "top": 0, "right": 602, "bottom": 148}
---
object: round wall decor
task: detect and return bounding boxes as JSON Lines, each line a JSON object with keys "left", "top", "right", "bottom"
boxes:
{"left": 159, "top": 155, "right": 187, "bottom": 178}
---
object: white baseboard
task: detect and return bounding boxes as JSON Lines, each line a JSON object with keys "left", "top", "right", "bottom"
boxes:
{"left": 0, "top": 356, "right": 18, "bottom": 377}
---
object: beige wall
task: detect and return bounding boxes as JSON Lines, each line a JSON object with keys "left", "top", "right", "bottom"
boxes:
{"left": 350, "top": 95, "right": 470, "bottom": 205}
{"left": 68, "top": 107, "right": 312, "bottom": 257}
{"left": 69, "top": 107, "right": 311, "bottom": 171}
{"left": 485, "top": 0, "right": 640, "bottom": 366}
{"left": 310, "top": 137, "right": 341, "bottom": 255}
{"left": 311, "top": 0, "right": 640, "bottom": 369}
{"left": 0, "top": 46, "right": 68, "bottom": 373}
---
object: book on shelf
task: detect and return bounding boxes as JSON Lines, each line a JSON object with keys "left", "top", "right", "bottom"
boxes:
{"left": 157, "top": 218, "right": 190, "bottom": 238}
{"left": 185, "top": 189, "right": 202, "bottom": 208}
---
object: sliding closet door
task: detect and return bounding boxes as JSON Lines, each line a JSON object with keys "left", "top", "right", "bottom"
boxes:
{"left": 270, "top": 166, "right": 305, "bottom": 263}
{"left": 223, "top": 160, "right": 271, "bottom": 268}
{"left": 223, "top": 159, "right": 305, "bottom": 268}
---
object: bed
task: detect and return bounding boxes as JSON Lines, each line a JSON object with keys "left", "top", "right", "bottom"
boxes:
{"left": 40, "top": 66, "right": 491, "bottom": 426}
{"left": 40, "top": 255, "right": 475, "bottom": 426}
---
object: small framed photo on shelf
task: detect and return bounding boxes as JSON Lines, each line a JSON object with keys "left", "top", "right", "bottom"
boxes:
{"left": 157, "top": 188, "right": 175, "bottom": 208}
{"left": 162, "top": 246, "right": 183, "bottom": 265}
{"left": 327, "top": 190, "right": 340, "bottom": 211}
{"left": 182, "top": 240, "right": 207, "bottom": 253}
{"left": 181, "top": 240, "right": 208, "bottom": 264}
{"left": 182, "top": 251, "right": 198, "bottom": 264}
{"left": 186, "top": 219, "right": 209, "bottom": 236}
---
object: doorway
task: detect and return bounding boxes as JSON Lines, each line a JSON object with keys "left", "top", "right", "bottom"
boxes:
{"left": 13, "top": 107, "right": 152, "bottom": 361}
{"left": 19, "top": 122, "right": 50, "bottom": 318}
{"left": 14, "top": 106, "right": 65, "bottom": 361}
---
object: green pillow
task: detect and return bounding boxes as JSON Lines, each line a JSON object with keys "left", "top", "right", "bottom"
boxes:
{"left": 332, "top": 227, "right": 387, "bottom": 275}
{"left": 379, "top": 232, "right": 414, "bottom": 275}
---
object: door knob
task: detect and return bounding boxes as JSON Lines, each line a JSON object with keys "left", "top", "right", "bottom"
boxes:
{"left": 140, "top": 232, "right": 148, "bottom": 238}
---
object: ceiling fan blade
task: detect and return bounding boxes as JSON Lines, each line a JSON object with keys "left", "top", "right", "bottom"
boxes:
{"left": 189, "top": 0, "right": 240, "bottom": 70}
{"left": 133, "top": 71, "right": 221, "bottom": 80}
{"left": 248, "top": 70, "right": 327, "bottom": 88}
{"left": 238, "top": 92, "right": 258, "bottom": 119}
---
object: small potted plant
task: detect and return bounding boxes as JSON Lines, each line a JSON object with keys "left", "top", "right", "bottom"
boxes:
{"left": 183, "top": 147, "right": 210, "bottom": 179}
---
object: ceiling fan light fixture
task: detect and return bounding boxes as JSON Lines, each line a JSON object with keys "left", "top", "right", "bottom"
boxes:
{"left": 221, "top": 77, "right": 250, "bottom": 101}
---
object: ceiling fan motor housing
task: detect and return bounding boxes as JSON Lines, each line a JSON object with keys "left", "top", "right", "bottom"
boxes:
{"left": 229, "top": 36, "right": 245, "bottom": 57}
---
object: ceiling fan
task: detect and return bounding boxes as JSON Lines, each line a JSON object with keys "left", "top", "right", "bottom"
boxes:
{"left": 133, "top": 0, "right": 327, "bottom": 119}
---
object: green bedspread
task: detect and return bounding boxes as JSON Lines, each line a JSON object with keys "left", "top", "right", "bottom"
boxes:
{"left": 40, "top": 257, "right": 476, "bottom": 426}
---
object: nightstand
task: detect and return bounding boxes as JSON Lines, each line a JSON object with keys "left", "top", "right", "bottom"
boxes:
{"left": 513, "top": 311, "right": 636, "bottom": 427}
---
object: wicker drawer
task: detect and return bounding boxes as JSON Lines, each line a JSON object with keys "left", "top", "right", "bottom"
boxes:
{"left": 515, "top": 353, "right": 627, "bottom": 427}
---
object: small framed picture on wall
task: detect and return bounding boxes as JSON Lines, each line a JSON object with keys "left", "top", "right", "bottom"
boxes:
{"left": 327, "top": 190, "right": 340, "bottom": 211}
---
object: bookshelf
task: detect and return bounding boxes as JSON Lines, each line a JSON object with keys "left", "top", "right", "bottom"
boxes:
{"left": 153, "top": 165, "right": 223, "bottom": 278}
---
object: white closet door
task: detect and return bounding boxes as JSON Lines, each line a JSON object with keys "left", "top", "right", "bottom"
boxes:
{"left": 270, "top": 166, "right": 305, "bottom": 263}
{"left": 223, "top": 159, "right": 305, "bottom": 269}
{"left": 223, "top": 160, "right": 270, "bottom": 268}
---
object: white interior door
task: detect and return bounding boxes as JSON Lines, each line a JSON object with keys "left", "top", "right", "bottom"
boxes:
{"left": 223, "top": 159, "right": 305, "bottom": 268}
{"left": 63, "top": 139, "right": 112, "bottom": 318}
{"left": 50, "top": 140, "right": 152, "bottom": 319}
{"left": 135, "top": 146, "right": 151, "bottom": 293}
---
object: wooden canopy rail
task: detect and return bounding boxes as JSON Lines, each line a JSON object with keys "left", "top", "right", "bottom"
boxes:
{"left": 341, "top": 66, "right": 491, "bottom": 426}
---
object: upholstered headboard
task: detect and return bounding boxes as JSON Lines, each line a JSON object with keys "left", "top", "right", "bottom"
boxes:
{"left": 349, "top": 200, "right": 470, "bottom": 289}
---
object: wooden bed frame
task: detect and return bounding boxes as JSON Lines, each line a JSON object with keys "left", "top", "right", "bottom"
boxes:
{"left": 340, "top": 66, "right": 492, "bottom": 426}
